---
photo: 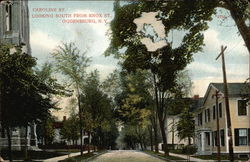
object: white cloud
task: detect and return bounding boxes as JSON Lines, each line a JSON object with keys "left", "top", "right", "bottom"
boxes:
{"left": 188, "top": 62, "right": 248, "bottom": 96}
{"left": 204, "top": 29, "right": 221, "bottom": 50}
{"left": 30, "top": 30, "right": 60, "bottom": 51}
{"left": 192, "top": 76, "right": 246, "bottom": 97}
{"left": 187, "top": 62, "right": 220, "bottom": 74}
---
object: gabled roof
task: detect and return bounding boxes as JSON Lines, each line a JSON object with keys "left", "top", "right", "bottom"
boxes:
{"left": 195, "top": 82, "right": 248, "bottom": 112}
{"left": 190, "top": 97, "right": 204, "bottom": 112}
{"left": 211, "top": 83, "right": 247, "bottom": 98}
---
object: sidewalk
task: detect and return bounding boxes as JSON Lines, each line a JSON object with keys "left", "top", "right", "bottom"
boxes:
{"left": 3, "top": 151, "right": 91, "bottom": 162}
{"left": 159, "top": 150, "right": 223, "bottom": 162}
{"left": 43, "top": 151, "right": 87, "bottom": 162}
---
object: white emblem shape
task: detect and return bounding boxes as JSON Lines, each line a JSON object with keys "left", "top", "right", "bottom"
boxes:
{"left": 133, "top": 12, "right": 167, "bottom": 52}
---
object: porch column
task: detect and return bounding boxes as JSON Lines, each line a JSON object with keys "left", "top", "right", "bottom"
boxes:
{"left": 201, "top": 132, "right": 205, "bottom": 152}
{"left": 33, "top": 123, "right": 38, "bottom": 147}
{"left": 26, "top": 126, "right": 31, "bottom": 147}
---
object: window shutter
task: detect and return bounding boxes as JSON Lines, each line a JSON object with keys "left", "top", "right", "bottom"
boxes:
{"left": 235, "top": 129, "right": 239, "bottom": 146}
{"left": 220, "top": 129, "right": 225, "bottom": 146}
{"left": 248, "top": 129, "right": 250, "bottom": 146}
{"left": 212, "top": 132, "right": 214, "bottom": 146}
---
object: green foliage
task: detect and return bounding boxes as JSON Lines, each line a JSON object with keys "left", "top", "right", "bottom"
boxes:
{"left": 113, "top": 70, "right": 153, "bottom": 150}
{"left": 81, "top": 70, "right": 118, "bottom": 149}
{"left": 0, "top": 44, "right": 58, "bottom": 127}
{"left": 52, "top": 42, "right": 91, "bottom": 153}
{"left": 102, "top": 69, "right": 122, "bottom": 100}
{"left": 34, "top": 62, "right": 70, "bottom": 97}
{"left": 107, "top": 2, "right": 210, "bottom": 154}
{"left": 43, "top": 117, "right": 56, "bottom": 145}
{"left": 52, "top": 42, "right": 91, "bottom": 89}
{"left": 241, "top": 78, "right": 250, "bottom": 102}
{"left": 176, "top": 107, "right": 195, "bottom": 143}
{"left": 106, "top": 1, "right": 216, "bottom": 91}
{"left": 82, "top": 71, "right": 112, "bottom": 130}
{"left": 60, "top": 114, "right": 79, "bottom": 143}
{"left": 115, "top": 70, "right": 152, "bottom": 125}
{"left": 181, "top": 145, "right": 197, "bottom": 155}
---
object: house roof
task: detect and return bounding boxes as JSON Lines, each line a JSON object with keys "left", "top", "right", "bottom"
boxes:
{"left": 194, "top": 82, "right": 248, "bottom": 112}
{"left": 211, "top": 83, "right": 248, "bottom": 98}
{"left": 190, "top": 97, "right": 204, "bottom": 112}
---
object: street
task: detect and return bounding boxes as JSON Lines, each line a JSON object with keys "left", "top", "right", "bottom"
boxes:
{"left": 89, "top": 150, "right": 165, "bottom": 162}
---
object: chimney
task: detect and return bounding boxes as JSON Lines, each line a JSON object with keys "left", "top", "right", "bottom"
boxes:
{"left": 193, "top": 95, "right": 199, "bottom": 100}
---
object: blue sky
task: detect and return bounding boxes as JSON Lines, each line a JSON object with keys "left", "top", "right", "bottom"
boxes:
{"left": 29, "top": 1, "right": 249, "bottom": 98}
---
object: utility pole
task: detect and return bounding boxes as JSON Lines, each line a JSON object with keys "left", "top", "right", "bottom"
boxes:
{"left": 214, "top": 90, "right": 221, "bottom": 162}
{"left": 216, "top": 45, "right": 234, "bottom": 162}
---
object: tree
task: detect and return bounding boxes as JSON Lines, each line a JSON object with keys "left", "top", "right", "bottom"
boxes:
{"left": 217, "top": 0, "right": 250, "bottom": 53}
{"left": 106, "top": 1, "right": 213, "bottom": 155}
{"left": 60, "top": 114, "right": 79, "bottom": 145}
{"left": 52, "top": 42, "right": 91, "bottom": 155}
{"left": 34, "top": 62, "right": 69, "bottom": 146}
{"left": 82, "top": 70, "right": 118, "bottom": 151}
{"left": 114, "top": 70, "right": 153, "bottom": 150}
{"left": 0, "top": 44, "right": 60, "bottom": 161}
{"left": 176, "top": 107, "right": 195, "bottom": 145}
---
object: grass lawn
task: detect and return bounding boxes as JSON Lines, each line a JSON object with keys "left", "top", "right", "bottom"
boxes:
{"left": 193, "top": 155, "right": 249, "bottom": 161}
{"left": 144, "top": 150, "right": 185, "bottom": 161}
{"left": 45, "top": 149, "right": 80, "bottom": 153}
{"left": 1, "top": 150, "right": 67, "bottom": 160}
{"left": 59, "top": 150, "right": 105, "bottom": 162}
{"left": 169, "top": 149, "right": 191, "bottom": 155}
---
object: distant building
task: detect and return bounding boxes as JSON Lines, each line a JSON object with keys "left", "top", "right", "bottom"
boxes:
{"left": 52, "top": 116, "right": 91, "bottom": 145}
{"left": 194, "top": 83, "right": 250, "bottom": 158}
{"left": 0, "top": 0, "right": 37, "bottom": 151}
{"left": 159, "top": 96, "right": 202, "bottom": 150}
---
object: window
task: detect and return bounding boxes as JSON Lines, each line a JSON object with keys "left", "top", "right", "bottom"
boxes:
{"left": 212, "top": 132, "right": 214, "bottom": 146}
{"left": 238, "top": 100, "right": 247, "bottom": 116}
{"left": 205, "top": 110, "right": 207, "bottom": 122}
{"left": 235, "top": 128, "right": 248, "bottom": 146}
{"left": 213, "top": 106, "right": 216, "bottom": 120}
{"left": 220, "top": 129, "right": 225, "bottom": 146}
{"left": 198, "top": 112, "right": 203, "bottom": 126}
{"left": 205, "top": 132, "right": 210, "bottom": 146}
{"left": 214, "top": 131, "right": 219, "bottom": 146}
{"left": 249, "top": 129, "right": 250, "bottom": 146}
{"left": 219, "top": 103, "right": 222, "bottom": 118}
{"left": 207, "top": 109, "right": 210, "bottom": 122}
{"left": 205, "top": 109, "right": 210, "bottom": 123}
{"left": 5, "top": 2, "right": 12, "bottom": 31}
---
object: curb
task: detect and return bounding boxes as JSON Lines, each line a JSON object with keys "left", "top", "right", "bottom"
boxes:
{"left": 142, "top": 151, "right": 174, "bottom": 162}
{"left": 83, "top": 150, "right": 108, "bottom": 162}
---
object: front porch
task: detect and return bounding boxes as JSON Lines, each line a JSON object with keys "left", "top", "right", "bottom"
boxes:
{"left": 195, "top": 128, "right": 212, "bottom": 155}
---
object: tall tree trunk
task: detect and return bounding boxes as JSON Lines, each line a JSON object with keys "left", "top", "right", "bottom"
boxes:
{"left": 153, "top": 114, "right": 159, "bottom": 153}
{"left": 24, "top": 126, "right": 28, "bottom": 161}
{"left": 148, "top": 125, "right": 153, "bottom": 151}
{"left": 172, "top": 118, "right": 175, "bottom": 146}
{"left": 76, "top": 87, "right": 83, "bottom": 156}
{"left": 153, "top": 74, "right": 169, "bottom": 156}
{"left": 87, "top": 132, "right": 90, "bottom": 153}
{"left": 6, "top": 126, "right": 12, "bottom": 162}
{"left": 158, "top": 118, "right": 168, "bottom": 156}
{"left": 139, "top": 141, "right": 144, "bottom": 150}
{"left": 188, "top": 137, "right": 191, "bottom": 145}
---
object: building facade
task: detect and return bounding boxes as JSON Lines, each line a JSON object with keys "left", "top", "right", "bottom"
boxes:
{"left": 0, "top": 0, "right": 31, "bottom": 53}
{"left": 194, "top": 83, "right": 250, "bottom": 158}
{"left": 0, "top": 0, "right": 37, "bottom": 151}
